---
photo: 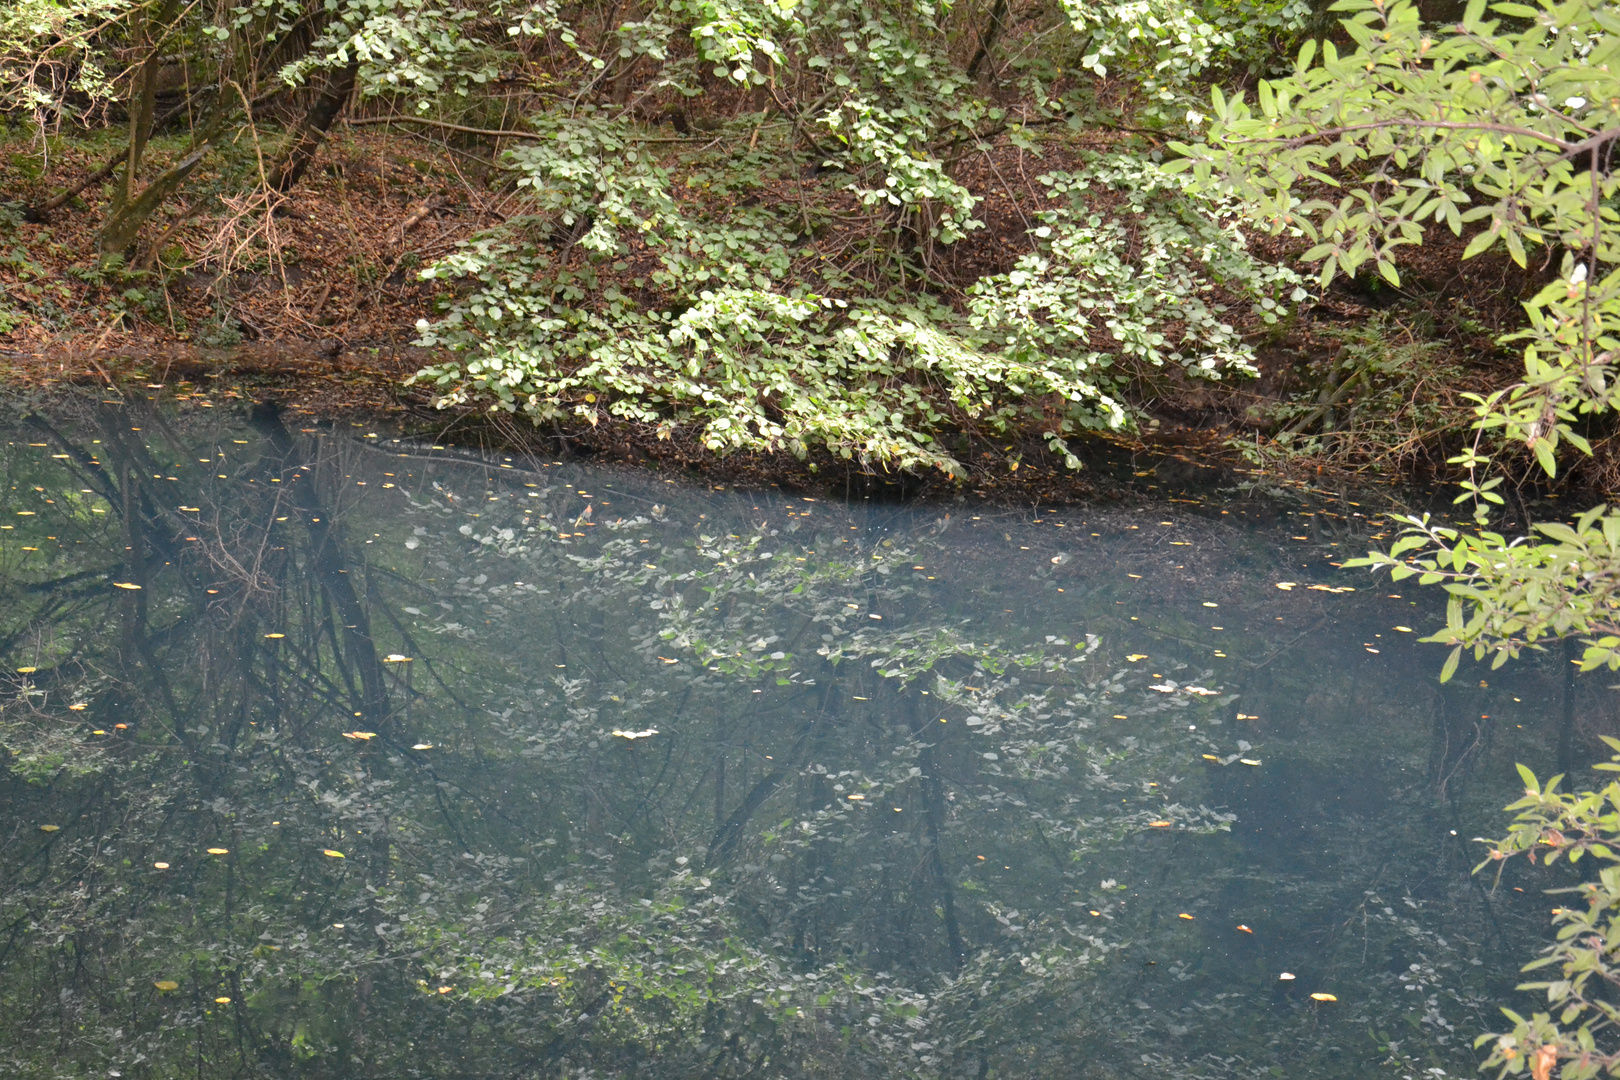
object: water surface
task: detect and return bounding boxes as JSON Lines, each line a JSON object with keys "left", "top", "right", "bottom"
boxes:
{"left": 0, "top": 398, "right": 1582, "bottom": 1079}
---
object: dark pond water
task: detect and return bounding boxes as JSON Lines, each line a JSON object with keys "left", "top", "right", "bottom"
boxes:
{"left": 0, "top": 397, "right": 1592, "bottom": 1079}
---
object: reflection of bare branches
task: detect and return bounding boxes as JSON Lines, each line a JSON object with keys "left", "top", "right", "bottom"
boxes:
{"left": 1434, "top": 688, "right": 1484, "bottom": 803}
{"left": 187, "top": 493, "right": 286, "bottom": 601}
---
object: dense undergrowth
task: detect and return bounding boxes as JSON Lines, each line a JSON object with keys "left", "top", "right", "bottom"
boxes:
{"left": 0, "top": 0, "right": 1549, "bottom": 495}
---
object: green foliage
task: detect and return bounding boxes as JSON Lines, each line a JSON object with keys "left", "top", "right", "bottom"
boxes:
{"left": 1173, "top": 0, "right": 1620, "bottom": 503}
{"left": 0, "top": 0, "right": 124, "bottom": 119}
{"left": 1060, "top": 0, "right": 1310, "bottom": 110}
{"left": 412, "top": 148, "right": 1301, "bottom": 475}
{"left": 1347, "top": 505, "right": 1620, "bottom": 679}
{"left": 1473, "top": 746, "right": 1620, "bottom": 1080}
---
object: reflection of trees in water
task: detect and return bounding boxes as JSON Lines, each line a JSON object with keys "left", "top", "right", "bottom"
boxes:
{"left": 0, "top": 401, "right": 1564, "bottom": 1079}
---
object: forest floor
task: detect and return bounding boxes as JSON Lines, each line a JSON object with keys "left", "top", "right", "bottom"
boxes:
{"left": 0, "top": 123, "right": 1584, "bottom": 511}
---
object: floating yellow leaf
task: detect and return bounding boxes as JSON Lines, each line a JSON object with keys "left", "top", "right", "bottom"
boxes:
{"left": 1240, "top": 759, "right": 1262, "bottom": 766}
{"left": 1278, "top": 972, "right": 1295, "bottom": 980}
{"left": 1394, "top": 625, "right": 1413, "bottom": 632}
{"left": 437, "top": 986, "right": 453, "bottom": 994}
{"left": 215, "top": 997, "right": 231, "bottom": 1004}
{"left": 16, "top": 666, "right": 35, "bottom": 674}
{"left": 154, "top": 980, "right": 179, "bottom": 991}
{"left": 112, "top": 582, "right": 141, "bottom": 589}
{"left": 1201, "top": 754, "right": 1222, "bottom": 762}
{"left": 38, "top": 824, "right": 59, "bottom": 832}
{"left": 412, "top": 743, "right": 434, "bottom": 750}
{"left": 1089, "top": 910, "right": 1101, "bottom": 916}
{"left": 206, "top": 847, "right": 228, "bottom": 855}
{"left": 179, "top": 506, "right": 200, "bottom": 512}
{"left": 1236, "top": 713, "right": 1257, "bottom": 720}
{"left": 383, "top": 654, "right": 411, "bottom": 663}
{"left": 611, "top": 728, "right": 658, "bottom": 739}
{"left": 68, "top": 703, "right": 87, "bottom": 710}
{"left": 847, "top": 794, "right": 865, "bottom": 800}
{"left": 1237, "top": 924, "right": 1253, "bottom": 933}
{"left": 1148, "top": 821, "right": 1172, "bottom": 827}
{"left": 1202, "top": 602, "right": 1218, "bottom": 607}
{"left": 1274, "top": 582, "right": 1295, "bottom": 590}
{"left": 1126, "top": 654, "right": 1148, "bottom": 662}
{"left": 1178, "top": 913, "right": 1194, "bottom": 920}
{"left": 264, "top": 633, "right": 284, "bottom": 639}
{"left": 153, "top": 862, "right": 169, "bottom": 869}
{"left": 92, "top": 729, "right": 106, "bottom": 734}
{"left": 1310, "top": 993, "right": 1337, "bottom": 1002}
{"left": 324, "top": 849, "right": 344, "bottom": 858}
{"left": 342, "top": 731, "right": 377, "bottom": 740}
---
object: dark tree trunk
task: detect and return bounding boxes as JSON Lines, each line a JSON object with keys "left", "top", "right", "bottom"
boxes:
{"left": 267, "top": 58, "right": 360, "bottom": 194}
{"left": 111, "top": 0, "right": 182, "bottom": 219}
{"left": 966, "top": 0, "right": 1008, "bottom": 81}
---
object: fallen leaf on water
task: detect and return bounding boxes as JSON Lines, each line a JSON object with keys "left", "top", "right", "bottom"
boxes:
{"left": 1089, "top": 910, "right": 1101, "bottom": 916}
{"left": 1240, "top": 759, "right": 1262, "bottom": 766}
{"left": 437, "top": 986, "right": 453, "bottom": 994}
{"left": 154, "top": 981, "right": 179, "bottom": 991}
{"left": 1237, "top": 925, "right": 1253, "bottom": 933}
{"left": 264, "top": 633, "right": 285, "bottom": 639}
{"left": 412, "top": 743, "right": 434, "bottom": 750}
{"left": 113, "top": 582, "right": 141, "bottom": 590}
{"left": 611, "top": 728, "right": 658, "bottom": 739}
{"left": 1394, "top": 626, "right": 1413, "bottom": 632}
{"left": 1279, "top": 972, "right": 1295, "bottom": 980}
{"left": 1178, "top": 913, "right": 1194, "bottom": 920}
{"left": 1202, "top": 602, "right": 1218, "bottom": 608}
{"left": 324, "top": 850, "right": 344, "bottom": 858}
{"left": 38, "top": 824, "right": 59, "bottom": 832}
{"left": 1274, "top": 582, "right": 1296, "bottom": 590}
{"left": 215, "top": 997, "right": 231, "bottom": 1004}
{"left": 1149, "top": 683, "right": 1175, "bottom": 692}
{"left": 1201, "top": 754, "right": 1222, "bottom": 762}
{"left": 1148, "top": 821, "right": 1172, "bottom": 827}
{"left": 153, "top": 862, "right": 169, "bottom": 869}
{"left": 1126, "top": 654, "right": 1148, "bottom": 662}
{"left": 206, "top": 848, "right": 228, "bottom": 855}
{"left": 1310, "top": 993, "right": 1338, "bottom": 1002}
{"left": 1127, "top": 573, "right": 1142, "bottom": 579}
{"left": 68, "top": 703, "right": 87, "bottom": 710}
{"left": 657, "top": 656, "right": 679, "bottom": 664}
{"left": 1186, "top": 686, "right": 1219, "bottom": 696}
{"left": 343, "top": 731, "right": 377, "bottom": 740}
{"left": 16, "top": 666, "right": 35, "bottom": 674}
{"left": 847, "top": 794, "right": 866, "bottom": 800}
{"left": 92, "top": 729, "right": 106, "bottom": 734}
{"left": 383, "top": 654, "right": 411, "bottom": 663}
